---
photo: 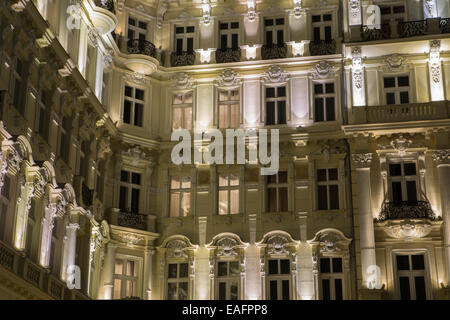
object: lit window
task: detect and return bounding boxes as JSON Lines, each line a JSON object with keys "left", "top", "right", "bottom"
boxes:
{"left": 267, "top": 171, "right": 288, "bottom": 213}
{"left": 384, "top": 75, "right": 410, "bottom": 105}
{"left": 265, "top": 86, "right": 287, "bottom": 125}
{"left": 167, "top": 262, "right": 189, "bottom": 300}
{"left": 218, "top": 89, "right": 239, "bottom": 129}
{"left": 395, "top": 253, "right": 428, "bottom": 300}
{"left": 114, "top": 258, "right": 139, "bottom": 299}
{"left": 123, "top": 85, "right": 144, "bottom": 127}
{"left": 320, "top": 257, "right": 344, "bottom": 300}
{"left": 317, "top": 168, "right": 339, "bottom": 210}
{"left": 119, "top": 170, "right": 141, "bottom": 214}
{"left": 216, "top": 261, "right": 240, "bottom": 300}
{"left": 388, "top": 161, "right": 418, "bottom": 204}
{"left": 314, "top": 82, "right": 335, "bottom": 122}
{"left": 267, "top": 259, "right": 291, "bottom": 300}
{"left": 172, "top": 92, "right": 193, "bottom": 130}
{"left": 170, "top": 177, "right": 191, "bottom": 217}
{"left": 218, "top": 174, "right": 240, "bottom": 215}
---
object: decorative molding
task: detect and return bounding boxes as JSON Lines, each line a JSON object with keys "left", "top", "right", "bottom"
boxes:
{"left": 349, "top": 0, "right": 361, "bottom": 17}
{"left": 266, "top": 235, "right": 289, "bottom": 255}
{"left": 216, "top": 69, "right": 241, "bottom": 87}
{"left": 122, "top": 146, "right": 151, "bottom": 166}
{"left": 247, "top": 0, "right": 256, "bottom": 21}
{"left": 432, "top": 149, "right": 450, "bottom": 166}
{"left": 310, "top": 61, "right": 337, "bottom": 79}
{"left": 352, "top": 47, "right": 363, "bottom": 89}
{"left": 166, "top": 239, "right": 188, "bottom": 258}
{"left": 157, "top": 0, "right": 168, "bottom": 28}
{"left": 383, "top": 54, "right": 409, "bottom": 73}
{"left": 125, "top": 72, "right": 148, "bottom": 85}
{"left": 310, "top": 229, "right": 351, "bottom": 253}
{"left": 352, "top": 153, "right": 372, "bottom": 169}
{"left": 172, "top": 72, "right": 196, "bottom": 90}
{"left": 215, "top": 237, "right": 238, "bottom": 257}
{"left": 430, "top": 40, "right": 441, "bottom": 83}
{"left": 262, "top": 65, "right": 289, "bottom": 83}
{"left": 293, "top": 0, "right": 302, "bottom": 16}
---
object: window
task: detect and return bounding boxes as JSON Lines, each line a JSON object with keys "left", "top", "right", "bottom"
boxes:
{"left": 314, "top": 82, "right": 336, "bottom": 122}
{"left": 384, "top": 75, "right": 410, "bottom": 105}
{"left": 35, "top": 89, "right": 51, "bottom": 140}
{"left": 317, "top": 168, "right": 339, "bottom": 210}
{"left": 267, "top": 259, "right": 291, "bottom": 300}
{"left": 172, "top": 92, "right": 193, "bottom": 130}
{"left": 264, "top": 18, "right": 285, "bottom": 46}
{"left": 59, "top": 117, "right": 71, "bottom": 164}
{"left": 167, "top": 262, "right": 189, "bottom": 300}
{"left": 77, "top": 140, "right": 88, "bottom": 177}
{"left": 128, "top": 16, "right": 148, "bottom": 41}
{"left": 265, "top": 86, "right": 287, "bottom": 125}
{"left": 312, "top": 14, "right": 333, "bottom": 43}
{"left": 0, "top": 175, "right": 11, "bottom": 242}
{"left": 50, "top": 219, "right": 61, "bottom": 274}
{"left": 379, "top": 4, "right": 405, "bottom": 36}
{"left": 26, "top": 199, "right": 37, "bottom": 256}
{"left": 175, "top": 26, "right": 195, "bottom": 53}
{"left": 388, "top": 161, "right": 418, "bottom": 204}
{"left": 218, "top": 174, "right": 239, "bottom": 215}
{"left": 219, "top": 22, "right": 239, "bottom": 49}
{"left": 218, "top": 89, "right": 239, "bottom": 129}
{"left": 114, "top": 258, "right": 139, "bottom": 299}
{"left": 170, "top": 177, "right": 191, "bottom": 217}
{"left": 216, "top": 261, "right": 240, "bottom": 300}
{"left": 119, "top": 170, "right": 141, "bottom": 214}
{"left": 11, "top": 57, "right": 27, "bottom": 115}
{"left": 267, "top": 171, "right": 288, "bottom": 213}
{"left": 395, "top": 253, "right": 428, "bottom": 300}
{"left": 123, "top": 85, "right": 144, "bottom": 127}
{"left": 320, "top": 257, "right": 344, "bottom": 300}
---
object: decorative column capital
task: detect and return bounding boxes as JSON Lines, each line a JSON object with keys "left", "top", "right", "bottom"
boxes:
{"left": 67, "top": 223, "right": 80, "bottom": 231}
{"left": 432, "top": 149, "right": 450, "bottom": 166}
{"left": 352, "top": 153, "right": 373, "bottom": 170}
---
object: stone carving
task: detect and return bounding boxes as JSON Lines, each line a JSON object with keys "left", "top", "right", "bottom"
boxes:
{"left": 97, "top": 136, "right": 111, "bottom": 160}
{"left": 247, "top": 0, "right": 256, "bottom": 21}
{"left": 352, "top": 47, "right": 363, "bottom": 89}
{"left": 352, "top": 153, "right": 372, "bottom": 169}
{"left": 119, "top": 232, "right": 144, "bottom": 247}
{"left": 202, "top": 0, "right": 211, "bottom": 25}
{"left": 217, "top": 69, "right": 241, "bottom": 87}
{"left": 293, "top": 0, "right": 302, "bottom": 16}
{"left": 432, "top": 149, "right": 450, "bottom": 165}
{"left": 166, "top": 239, "right": 188, "bottom": 258}
{"left": 88, "top": 27, "right": 100, "bottom": 48}
{"left": 122, "top": 146, "right": 149, "bottom": 166}
{"left": 103, "top": 50, "right": 113, "bottom": 69}
{"left": 317, "top": 232, "right": 342, "bottom": 253}
{"left": 172, "top": 72, "right": 195, "bottom": 90}
{"left": 391, "top": 136, "right": 412, "bottom": 155}
{"left": 125, "top": 72, "right": 148, "bottom": 85}
{"left": 349, "top": 0, "right": 360, "bottom": 17}
{"left": 383, "top": 54, "right": 408, "bottom": 72}
{"left": 157, "top": 0, "right": 168, "bottom": 28}
{"left": 383, "top": 220, "right": 433, "bottom": 240}
{"left": 216, "top": 237, "right": 238, "bottom": 257}
{"left": 262, "top": 65, "right": 289, "bottom": 83}
{"left": 267, "top": 234, "right": 289, "bottom": 255}
{"left": 310, "top": 61, "right": 337, "bottom": 79}
{"left": 430, "top": 40, "right": 441, "bottom": 83}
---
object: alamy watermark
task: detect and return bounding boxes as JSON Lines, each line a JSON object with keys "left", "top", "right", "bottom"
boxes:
{"left": 171, "top": 127, "right": 279, "bottom": 176}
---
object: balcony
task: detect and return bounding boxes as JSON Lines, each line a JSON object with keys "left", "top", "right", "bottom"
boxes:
{"left": 261, "top": 43, "right": 287, "bottom": 60}
{"left": 127, "top": 39, "right": 157, "bottom": 60}
{"left": 108, "top": 209, "right": 156, "bottom": 232}
{"left": 216, "top": 48, "right": 241, "bottom": 63}
{"left": 90, "top": 0, "right": 118, "bottom": 35}
{"left": 353, "top": 101, "right": 449, "bottom": 124}
{"left": 309, "top": 40, "right": 336, "bottom": 56}
{"left": 94, "top": 0, "right": 115, "bottom": 14}
{"left": 375, "top": 201, "right": 441, "bottom": 240}
{"left": 171, "top": 51, "right": 195, "bottom": 67}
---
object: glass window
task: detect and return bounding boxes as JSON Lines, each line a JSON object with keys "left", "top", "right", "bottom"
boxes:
{"left": 123, "top": 85, "right": 145, "bottom": 127}
{"left": 218, "top": 174, "right": 240, "bottom": 215}
{"left": 170, "top": 177, "right": 191, "bottom": 217}
{"left": 267, "top": 171, "right": 288, "bottom": 212}
{"left": 317, "top": 168, "right": 339, "bottom": 210}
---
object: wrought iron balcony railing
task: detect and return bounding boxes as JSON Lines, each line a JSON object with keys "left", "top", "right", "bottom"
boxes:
{"left": 376, "top": 201, "right": 440, "bottom": 222}
{"left": 309, "top": 40, "right": 337, "bottom": 56}
{"left": 94, "top": 0, "right": 115, "bottom": 13}
{"left": 117, "top": 211, "right": 147, "bottom": 230}
{"left": 216, "top": 48, "right": 241, "bottom": 63}
{"left": 261, "top": 43, "right": 287, "bottom": 60}
{"left": 127, "top": 39, "right": 157, "bottom": 59}
{"left": 171, "top": 51, "right": 195, "bottom": 67}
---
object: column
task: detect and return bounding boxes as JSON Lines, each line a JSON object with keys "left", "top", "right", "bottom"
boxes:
{"left": 14, "top": 177, "right": 35, "bottom": 250}
{"left": 351, "top": 47, "right": 366, "bottom": 107}
{"left": 297, "top": 212, "right": 314, "bottom": 300}
{"left": 0, "top": 152, "right": 8, "bottom": 196}
{"left": 61, "top": 222, "right": 80, "bottom": 281}
{"left": 429, "top": 40, "right": 444, "bottom": 101}
{"left": 433, "top": 150, "right": 450, "bottom": 285}
{"left": 352, "top": 153, "right": 377, "bottom": 289}
{"left": 102, "top": 242, "right": 117, "bottom": 299}
{"left": 39, "top": 202, "right": 58, "bottom": 267}
{"left": 144, "top": 249, "right": 155, "bottom": 300}
{"left": 245, "top": 214, "right": 261, "bottom": 300}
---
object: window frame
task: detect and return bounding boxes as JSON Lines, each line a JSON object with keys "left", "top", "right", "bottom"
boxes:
{"left": 316, "top": 167, "right": 340, "bottom": 211}
{"left": 310, "top": 12, "right": 334, "bottom": 42}
{"left": 319, "top": 255, "right": 345, "bottom": 300}
{"left": 122, "top": 83, "right": 146, "bottom": 128}
{"left": 171, "top": 90, "right": 194, "bottom": 131}
{"left": 383, "top": 73, "right": 411, "bottom": 105}
{"left": 170, "top": 176, "right": 192, "bottom": 218}
{"left": 263, "top": 16, "right": 286, "bottom": 46}
{"left": 215, "top": 260, "right": 241, "bottom": 300}
{"left": 118, "top": 169, "right": 142, "bottom": 214}
{"left": 266, "top": 258, "right": 292, "bottom": 300}
{"left": 312, "top": 80, "right": 337, "bottom": 123}
{"left": 166, "top": 261, "right": 190, "bottom": 300}
{"left": 264, "top": 85, "right": 288, "bottom": 126}
{"left": 217, "top": 88, "right": 240, "bottom": 129}
{"left": 266, "top": 171, "right": 289, "bottom": 213}
{"left": 387, "top": 159, "right": 419, "bottom": 203}
{"left": 174, "top": 24, "right": 196, "bottom": 53}
{"left": 0, "top": 174, "right": 12, "bottom": 243}
{"left": 11, "top": 56, "right": 27, "bottom": 115}
{"left": 113, "top": 255, "right": 142, "bottom": 300}
{"left": 218, "top": 21, "right": 241, "bottom": 50}
{"left": 127, "top": 14, "right": 149, "bottom": 41}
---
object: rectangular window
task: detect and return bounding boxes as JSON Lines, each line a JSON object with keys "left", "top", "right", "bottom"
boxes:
{"left": 311, "top": 14, "right": 333, "bottom": 42}
{"left": 395, "top": 253, "right": 428, "bottom": 300}
{"left": 264, "top": 18, "right": 285, "bottom": 46}
{"left": 317, "top": 168, "right": 339, "bottom": 210}
{"left": 128, "top": 16, "right": 148, "bottom": 41}
{"left": 388, "top": 161, "right": 418, "bottom": 204}
{"left": 218, "top": 174, "right": 240, "bottom": 215}
{"left": 384, "top": 75, "right": 410, "bottom": 105}
{"left": 216, "top": 261, "right": 240, "bottom": 300}
{"left": 12, "top": 58, "right": 27, "bottom": 115}
{"left": 265, "top": 86, "right": 286, "bottom": 125}
{"left": 314, "top": 83, "right": 336, "bottom": 122}
{"left": 0, "top": 175, "right": 11, "bottom": 242}
{"left": 119, "top": 170, "right": 141, "bottom": 214}
{"left": 219, "top": 22, "right": 239, "bottom": 49}
{"left": 123, "top": 85, "right": 144, "bottom": 127}
{"left": 113, "top": 258, "right": 139, "bottom": 299}
{"left": 170, "top": 177, "right": 191, "bottom": 217}
{"left": 218, "top": 89, "right": 239, "bottom": 129}
{"left": 35, "top": 89, "right": 51, "bottom": 140}
{"left": 175, "top": 26, "right": 195, "bottom": 53}
{"left": 58, "top": 117, "right": 71, "bottom": 164}
{"left": 172, "top": 92, "right": 193, "bottom": 130}
{"left": 167, "top": 263, "right": 189, "bottom": 300}
{"left": 267, "top": 259, "right": 291, "bottom": 300}
{"left": 320, "top": 257, "right": 344, "bottom": 300}
{"left": 267, "top": 171, "right": 288, "bottom": 213}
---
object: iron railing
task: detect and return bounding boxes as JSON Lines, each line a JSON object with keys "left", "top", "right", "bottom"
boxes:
{"left": 117, "top": 211, "right": 147, "bottom": 230}
{"left": 309, "top": 40, "right": 337, "bottom": 56}
{"left": 376, "top": 201, "right": 440, "bottom": 222}
{"left": 216, "top": 48, "right": 241, "bottom": 63}
{"left": 171, "top": 51, "right": 195, "bottom": 67}
{"left": 261, "top": 43, "right": 287, "bottom": 60}
{"left": 127, "top": 39, "right": 157, "bottom": 59}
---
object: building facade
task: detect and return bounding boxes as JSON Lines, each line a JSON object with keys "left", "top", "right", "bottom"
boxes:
{"left": 0, "top": 0, "right": 449, "bottom": 300}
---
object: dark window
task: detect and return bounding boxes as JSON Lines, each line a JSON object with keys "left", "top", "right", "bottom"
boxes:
{"left": 399, "top": 277, "right": 411, "bottom": 300}
{"left": 268, "top": 260, "right": 278, "bottom": 275}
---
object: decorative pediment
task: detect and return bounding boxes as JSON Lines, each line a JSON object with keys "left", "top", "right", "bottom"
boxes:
{"left": 216, "top": 69, "right": 241, "bottom": 87}
{"left": 209, "top": 233, "right": 245, "bottom": 257}
{"left": 382, "top": 54, "right": 409, "bottom": 73}
{"left": 262, "top": 65, "right": 289, "bottom": 83}
{"left": 378, "top": 135, "right": 422, "bottom": 156}
{"left": 172, "top": 72, "right": 196, "bottom": 90}
{"left": 117, "top": 232, "right": 144, "bottom": 247}
{"left": 122, "top": 146, "right": 151, "bottom": 166}
{"left": 310, "top": 229, "right": 351, "bottom": 253}
{"left": 310, "top": 61, "right": 337, "bottom": 79}
{"left": 259, "top": 231, "right": 296, "bottom": 255}
{"left": 166, "top": 239, "right": 189, "bottom": 258}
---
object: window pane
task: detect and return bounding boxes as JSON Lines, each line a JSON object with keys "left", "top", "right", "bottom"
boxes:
{"left": 406, "top": 181, "right": 417, "bottom": 202}
{"left": 230, "top": 282, "right": 239, "bottom": 300}
{"left": 312, "top": 15, "right": 321, "bottom": 22}
{"left": 231, "top": 22, "right": 239, "bottom": 29}
{"left": 317, "top": 169, "right": 327, "bottom": 182}
{"left": 325, "top": 83, "right": 334, "bottom": 93}
{"left": 269, "top": 280, "right": 278, "bottom": 300}
{"left": 167, "top": 283, "right": 177, "bottom": 300}
{"left": 326, "top": 98, "right": 335, "bottom": 121}
{"left": 276, "top": 18, "right": 285, "bottom": 25}
{"left": 230, "top": 261, "right": 240, "bottom": 276}
{"left": 268, "top": 260, "right": 278, "bottom": 275}
{"left": 392, "top": 182, "right": 403, "bottom": 204}
{"left": 278, "top": 171, "right": 288, "bottom": 183}
{"left": 266, "top": 87, "right": 275, "bottom": 98}
{"left": 328, "top": 169, "right": 338, "bottom": 181}
{"left": 134, "top": 103, "right": 143, "bottom": 127}
{"left": 399, "top": 277, "right": 411, "bottom": 300}
{"left": 131, "top": 188, "right": 140, "bottom": 213}
{"left": 114, "top": 279, "right": 122, "bottom": 299}
{"left": 181, "top": 192, "right": 190, "bottom": 216}
{"left": 279, "top": 187, "right": 288, "bottom": 212}
{"left": 219, "top": 175, "right": 228, "bottom": 187}
{"left": 121, "top": 170, "right": 129, "bottom": 182}
{"left": 329, "top": 185, "right": 339, "bottom": 210}
{"left": 332, "top": 258, "right": 343, "bottom": 273}
{"left": 315, "top": 98, "right": 324, "bottom": 122}
{"left": 138, "top": 21, "right": 147, "bottom": 30}
{"left": 277, "top": 101, "right": 286, "bottom": 124}
{"left": 400, "top": 91, "right": 409, "bottom": 104}
{"left": 125, "top": 86, "right": 132, "bottom": 97}
{"left": 414, "top": 276, "right": 426, "bottom": 300}
{"left": 123, "top": 100, "right": 131, "bottom": 124}
{"left": 404, "top": 163, "right": 417, "bottom": 176}
{"left": 126, "top": 260, "right": 135, "bottom": 276}
{"left": 318, "top": 186, "right": 328, "bottom": 210}
{"left": 398, "top": 76, "right": 409, "bottom": 87}
{"left": 280, "top": 259, "right": 290, "bottom": 274}
{"left": 230, "top": 104, "right": 239, "bottom": 128}
{"left": 218, "top": 190, "right": 228, "bottom": 215}
{"left": 277, "top": 30, "right": 284, "bottom": 44}
{"left": 172, "top": 108, "right": 182, "bottom": 130}
{"left": 184, "top": 93, "right": 193, "bottom": 103}
{"left": 282, "top": 280, "right": 290, "bottom": 300}
{"left": 389, "top": 164, "right": 402, "bottom": 176}
{"left": 170, "top": 192, "right": 180, "bottom": 217}
{"left": 168, "top": 264, "right": 178, "bottom": 278}
{"left": 181, "top": 178, "right": 191, "bottom": 189}
{"left": 184, "top": 108, "right": 192, "bottom": 130}
{"left": 314, "top": 84, "right": 323, "bottom": 94}
{"left": 266, "top": 101, "right": 275, "bottom": 125}
{"left": 396, "top": 255, "right": 410, "bottom": 271}
{"left": 218, "top": 262, "right": 228, "bottom": 277}
{"left": 334, "top": 279, "right": 343, "bottom": 300}
{"left": 277, "top": 86, "right": 286, "bottom": 97}
{"left": 187, "top": 26, "right": 195, "bottom": 33}
{"left": 412, "top": 255, "right": 425, "bottom": 270}
{"left": 265, "top": 19, "right": 274, "bottom": 26}
{"left": 173, "top": 94, "right": 183, "bottom": 105}
{"left": 219, "top": 105, "right": 228, "bottom": 129}
{"left": 115, "top": 259, "right": 124, "bottom": 275}
{"left": 322, "top": 279, "right": 331, "bottom": 300}
{"left": 323, "top": 14, "right": 332, "bottom": 21}
{"left": 320, "top": 258, "right": 331, "bottom": 273}
{"left": 219, "top": 282, "right": 226, "bottom": 300}
{"left": 119, "top": 186, "right": 128, "bottom": 211}
{"left": 384, "top": 77, "right": 396, "bottom": 88}
{"left": 230, "top": 190, "right": 239, "bottom": 214}
{"left": 268, "top": 188, "right": 277, "bottom": 213}
{"left": 179, "top": 282, "right": 188, "bottom": 300}
{"left": 132, "top": 173, "right": 141, "bottom": 185}
{"left": 126, "top": 280, "right": 135, "bottom": 297}
{"left": 386, "top": 92, "right": 396, "bottom": 105}
{"left": 135, "top": 89, "right": 144, "bottom": 100}
{"left": 180, "top": 263, "right": 189, "bottom": 277}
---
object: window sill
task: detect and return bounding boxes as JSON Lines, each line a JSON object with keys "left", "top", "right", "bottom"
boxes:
{"left": 313, "top": 209, "right": 345, "bottom": 215}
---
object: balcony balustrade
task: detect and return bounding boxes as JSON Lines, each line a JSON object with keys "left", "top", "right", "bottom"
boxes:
{"left": 117, "top": 211, "right": 148, "bottom": 230}
{"left": 94, "top": 0, "right": 115, "bottom": 13}
{"left": 309, "top": 40, "right": 336, "bottom": 56}
{"left": 376, "top": 201, "right": 439, "bottom": 222}
{"left": 127, "top": 39, "right": 157, "bottom": 59}
{"left": 216, "top": 48, "right": 241, "bottom": 63}
{"left": 170, "top": 51, "right": 196, "bottom": 67}
{"left": 261, "top": 43, "right": 287, "bottom": 60}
